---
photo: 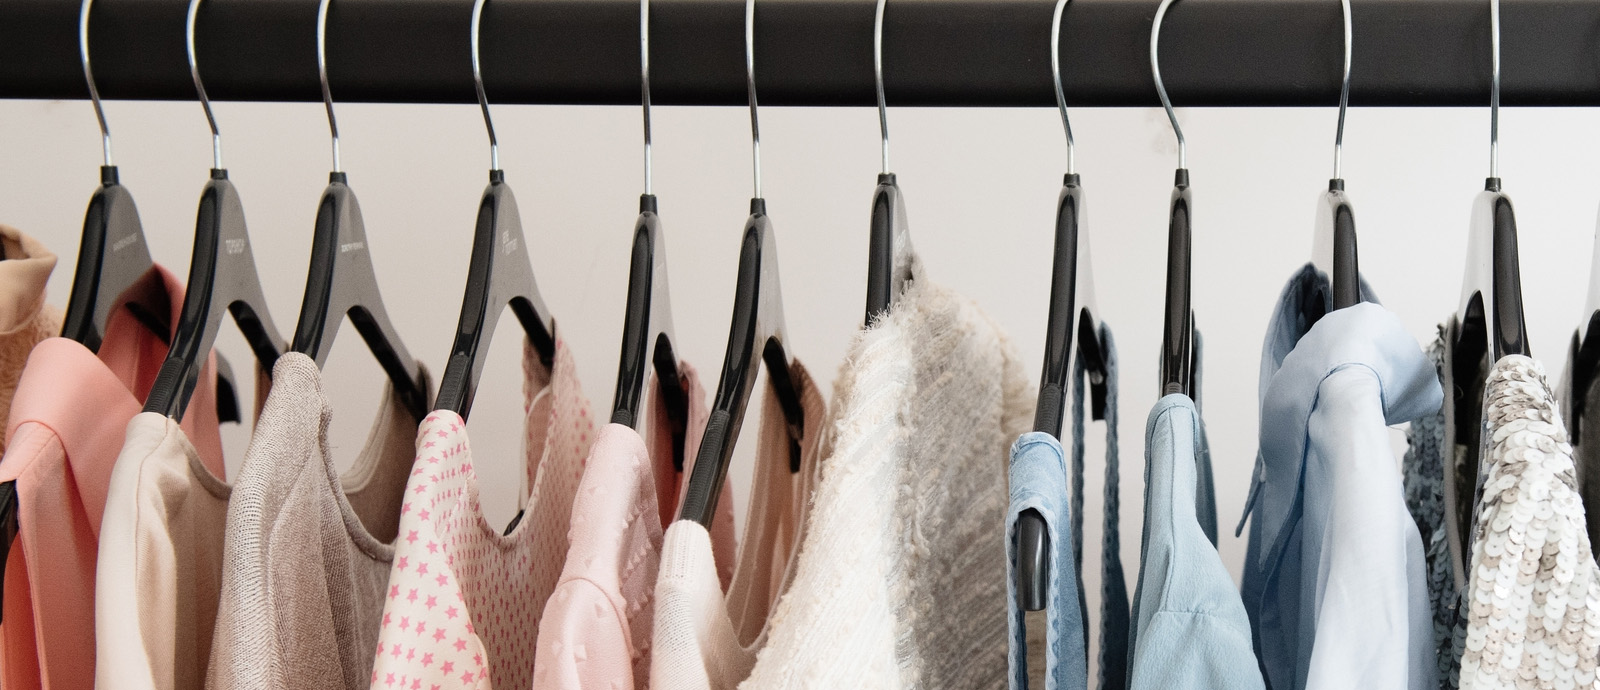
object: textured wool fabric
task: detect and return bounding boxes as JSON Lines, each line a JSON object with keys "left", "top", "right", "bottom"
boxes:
{"left": 368, "top": 341, "right": 594, "bottom": 690}
{"left": 0, "top": 264, "right": 222, "bottom": 690}
{"left": 741, "top": 268, "right": 1029, "bottom": 690}
{"left": 533, "top": 362, "right": 739, "bottom": 690}
{"left": 206, "top": 352, "right": 432, "bottom": 690}
{"left": 0, "top": 225, "right": 61, "bottom": 453}
{"left": 1456, "top": 356, "right": 1600, "bottom": 690}
{"left": 650, "top": 362, "right": 825, "bottom": 690}
{"left": 1127, "top": 395, "right": 1263, "bottom": 690}
{"left": 95, "top": 412, "right": 233, "bottom": 690}
{"left": 1240, "top": 303, "right": 1442, "bottom": 690}
{"left": 1006, "top": 432, "right": 1088, "bottom": 690}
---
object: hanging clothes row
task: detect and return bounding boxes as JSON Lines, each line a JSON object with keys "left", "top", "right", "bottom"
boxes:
{"left": 0, "top": 0, "right": 1599, "bottom": 689}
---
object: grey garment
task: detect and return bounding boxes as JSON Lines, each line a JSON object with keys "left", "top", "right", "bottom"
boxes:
{"left": 207, "top": 353, "right": 431, "bottom": 690}
{"left": 1402, "top": 333, "right": 1466, "bottom": 689}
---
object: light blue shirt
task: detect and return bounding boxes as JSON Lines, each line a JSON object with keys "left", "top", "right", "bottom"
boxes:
{"left": 1239, "top": 301, "right": 1443, "bottom": 690}
{"left": 1129, "top": 394, "right": 1265, "bottom": 690}
{"left": 1007, "top": 431, "right": 1089, "bottom": 690}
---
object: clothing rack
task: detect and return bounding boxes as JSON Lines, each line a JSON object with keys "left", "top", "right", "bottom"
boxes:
{"left": 2, "top": 0, "right": 1599, "bottom": 108}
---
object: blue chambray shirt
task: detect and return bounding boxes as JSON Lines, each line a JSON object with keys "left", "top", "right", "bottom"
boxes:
{"left": 1239, "top": 295, "right": 1443, "bottom": 690}
{"left": 1128, "top": 394, "right": 1266, "bottom": 690}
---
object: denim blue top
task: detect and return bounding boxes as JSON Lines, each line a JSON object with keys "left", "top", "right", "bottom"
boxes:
{"left": 1240, "top": 286, "right": 1443, "bottom": 690}
{"left": 1008, "top": 324, "right": 1124, "bottom": 689}
{"left": 1127, "top": 394, "right": 1265, "bottom": 690}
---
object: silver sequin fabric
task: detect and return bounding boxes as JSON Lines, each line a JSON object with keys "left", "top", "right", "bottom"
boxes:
{"left": 1405, "top": 335, "right": 1467, "bottom": 688}
{"left": 1458, "top": 355, "right": 1600, "bottom": 690}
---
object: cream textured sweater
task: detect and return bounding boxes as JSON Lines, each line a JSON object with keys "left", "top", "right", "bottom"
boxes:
{"left": 742, "top": 257, "right": 1032, "bottom": 689}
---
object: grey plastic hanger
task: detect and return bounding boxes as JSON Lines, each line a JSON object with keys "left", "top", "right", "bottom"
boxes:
{"left": 1016, "top": 0, "right": 1110, "bottom": 613}
{"left": 142, "top": 0, "right": 284, "bottom": 421}
{"left": 1308, "top": 0, "right": 1361, "bottom": 320}
{"left": 677, "top": 0, "right": 807, "bottom": 527}
{"left": 863, "top": 0, "right": 913, "bottom": 325}
{"left": 1152, "top": 0, "right": 1197, "bottom": 401}
{"left": 432, "top": 0, "right": 558, "bottom": 419}
{"left": 1445, "top": 0, "right": 1530, "bottom": 594}
{"left": 290, "top": 0, "right": 429, "bottom": 421}
{"left": 611, "top": 0, "right": 689, "bottom": 467}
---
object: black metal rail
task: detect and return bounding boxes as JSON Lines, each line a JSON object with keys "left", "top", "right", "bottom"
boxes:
{"left": 2, "top": 0, "right": 1598, "bottom": 107}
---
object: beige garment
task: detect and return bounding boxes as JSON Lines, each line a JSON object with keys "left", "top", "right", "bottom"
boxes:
{"left": 95, "top": 412, "right": 232, "bottom": 690}
{"left": 744, "top": 262, "right": 1030, "bottom": 689}
{"left": 0, "top": 224, "right": 60, "bottom": 452}
{"left": 651, "top": 363, "right": 826, "bottom": 690}
{"left": 206, "top": 353, "right": 430, "bottom": 690}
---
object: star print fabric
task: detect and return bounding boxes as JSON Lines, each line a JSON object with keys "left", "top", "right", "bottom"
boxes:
{"left": 369, "top": 341, "right": 595, "bottom": 690}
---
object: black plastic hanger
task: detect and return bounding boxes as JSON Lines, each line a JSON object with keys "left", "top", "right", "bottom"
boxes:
{"left": 864, "top": 0, "right": 912, "bottom": 325}
{"left": 1151, "top": 0, "right": 1195, "bottom": 401}
{"left": 612, "top": 0, "right": 688, "bottom": 467}
{"left": 1569, "top": 224, "right": 1600, "bottom": 446}
{"left": 62, "top": 0, "right": 243, "bottom": 423}
{"left": 1017, "top": 0, "right": 1109, "bottom": 613}
{"left": 1446, "top": 0, "right": 1529, "bottom": 588}
{"left": 677, "top": 0, "right": 806, "bottom": 528}
{"left": 433, "top": 0, "right": 556, "bottom": 419}
{"left": 1307, "top": 0, "right": 1361, "bottom": 324}
{"left": 292, "top": 0, "right": 428, "bottom": 421}
{"left": 142, "top": 0, "right": 284, "bottom": 422}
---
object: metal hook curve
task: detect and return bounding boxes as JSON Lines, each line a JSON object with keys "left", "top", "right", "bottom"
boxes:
{"left": 317, "top": 0, "right": 340, "bottom": 173}
{"left": 1150, "top": 0, "right": 1184, "bottom": 170}
{"left": 471, "top": 0, "right": 500, "bottom": 172}
{"left": 746, "top": 0, "right": 761, "bottom": 200}
{"left": 641, "top": 0, "right": 653, "bottom": 195}
{"left": 874, "top": 0, "right": 889, "bottom": 175}
{"left": 1489, "top": 0, "right": 1500, "bottom": 179}
{"left": 186, "top": 0, "right": 222, "bottom": 170}
{"left": 1333, "top": 0, "right": 1351, "bottom": 180}
{"left": 1051, "top": 0, "right": 1074, "bottom": 175}
{"left": 79, "top": 0, "right": 112, "bottom": 167}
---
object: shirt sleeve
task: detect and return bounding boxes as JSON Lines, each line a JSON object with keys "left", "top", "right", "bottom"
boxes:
{"left": 1302, "top": 367, "right": 1437, "bottom": 690}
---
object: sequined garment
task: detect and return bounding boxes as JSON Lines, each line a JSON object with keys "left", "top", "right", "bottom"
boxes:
{"left": 1404, "top": 335, "right": 1466, "bottom": 688}
{"left": 1458, "top": 356, "right": 1600, "bottom": 690}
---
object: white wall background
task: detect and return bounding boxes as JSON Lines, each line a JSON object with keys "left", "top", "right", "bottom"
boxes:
{"left": 3, "top": 98, "right": 1599, "bottom": 658}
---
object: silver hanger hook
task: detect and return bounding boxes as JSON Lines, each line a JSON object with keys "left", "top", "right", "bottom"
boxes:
{"left": 746, "top": 0, "right": 761, "bottom": 199}
{"left": 874, "top": 0, "right": 889, "bottom": 175}
{"left": 1050, "top": 0, "right": 1074, "bottom": 175}
{"left": 79, "top": 0, "right": 112, "bottom": 167}
{"left": 317, "top": 0, "right": 340, "bottom": 173}
{"left": 186, "top": 0, "right": 222, "bottom": 170}
{"left": 471, "top": 0, "right": 500, "bottom": 172}
{"left": 1150, "top": 0, "right": 1184, "bottom": 170}
{"left": 641, "top": 0, "right": 652, "bottom": 195}
{"left": 1333, "top": 0, "right": 1351, "bottom": 180}
{"left": 1489, "top": 0, "right": 1500, "bottom": 179}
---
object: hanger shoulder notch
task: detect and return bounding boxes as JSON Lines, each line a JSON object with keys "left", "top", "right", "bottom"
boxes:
{"left": 293, "top": 176, "right": 429, "bottom": 420}
{"left": 434, "top": 176, "right": 556, "bottom": 419}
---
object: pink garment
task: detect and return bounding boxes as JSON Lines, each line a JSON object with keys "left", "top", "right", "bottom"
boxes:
{"left": 369, "top": 341, "right": 594, "bottom": 690}
{"left": 532, "top": 363, "right": 738, "bottom": 690}
{"left": 0, "top": 265, "right": 223, "bottom": 690}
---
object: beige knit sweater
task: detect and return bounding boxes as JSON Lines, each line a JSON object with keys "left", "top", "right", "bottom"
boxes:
{"left": 0, "top": 224, "right": 60, "bottom": 451}
{"left": 742, "top": 256, "right": 1032, "bottom": 689}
